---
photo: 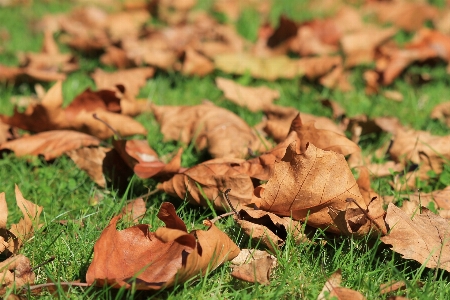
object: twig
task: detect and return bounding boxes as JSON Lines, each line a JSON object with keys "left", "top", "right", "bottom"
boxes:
{"left": 346, "top": 198, "right": 387, "bottom": 235}
{"left": 209, "top": 212, "right": 236, "bottom": 224}
{"left": 138, "top": 188, "right": 159, "bottom": 199}
{"left": 224, "top": 189, "right": 240, "bottom": 220}
{"left": 93, "top": 113, "right": 122, "bottom": 139}
{"left": 31, "top": 256, "right": 55, "bottom": 272}
{"left": 21, "top": 281, "right": 90, "bottom": 292}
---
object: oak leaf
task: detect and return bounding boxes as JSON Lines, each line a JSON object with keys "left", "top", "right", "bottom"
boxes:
{"left": 86, "top": 202, "right": 239, "bottom": 290}
{"left": 381, "top": 203, "right": 450, "bottom": 272}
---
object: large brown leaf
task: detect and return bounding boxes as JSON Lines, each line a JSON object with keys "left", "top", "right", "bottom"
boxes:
{"left": 152, "top": 102, "right": 265, "bottom": 158}
{"left": 0, "top": 81, "right": 146, "bottom": 139}
{"left": 0, "top": 130, "right": 100, "bottom": 161}
{"left": 86, "top": 202, "right": 239, "bottom": 290}
{"left": 253, "top": 142, "right": 370, "bottom": 234}
{"left": 381, "top": 203, "right": 450, "bottom": 272}
{"left": 0, "top": 255, "right": 35, "bottom": 294}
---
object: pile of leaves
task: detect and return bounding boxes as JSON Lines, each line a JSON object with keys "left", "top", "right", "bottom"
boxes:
{"left": 1, "top": 0, "right": 450, "bottom": 298}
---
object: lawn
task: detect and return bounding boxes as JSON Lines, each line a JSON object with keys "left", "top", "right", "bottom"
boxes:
{"left": 1, "top": 0, "right": 450, "bottom": 299}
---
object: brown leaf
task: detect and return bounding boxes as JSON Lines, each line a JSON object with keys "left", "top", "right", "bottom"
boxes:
{"left": 230, "top": 249, "right": 277, "bottom": 285}
{"left": 381, "top": 203, "right": 450, "bottom": 272}
{"left": 91, "top": 67, "right": 155, "bottom": 100}
{"left": 317, "top": 269, "right": 366, "bottom": 300}
{"left": 86, "top": 202, "right": 239, "bottom": 290}
{"left": 157, "top": 158, "right": 254, "bottom": 210}
{"left": 253, "top": 142, "right": 369, "bottom": 234}
{"left": 0, "top": 81, "right": 147, "bottom": 139}
{"left": 431, "top": 101, "right": 450, "bottom": 127}
{"left": 289, "top": 113, "right": 360, "bottom": 156}
{"left": 67, "top": 147, "right": 110, "bottom": 187}
{"left": 121, "top": 198, "right": 146, "bottom": 224}
{"left": 152, "top": 102, "right": 265, "bottom": 158}
{"left": 0, "top": 255, "right": 35, "bottom": 294}
{"left": 0, "top": 130, "right": 100, "bottom": 161}
{"left": 216, "top": 77, "right": 280, "bottom": 112}
{"left": 235, "top": 209, "right": 305, "bottom": 252}
{"left": 181, "top": 48, "right": 214, "bottom": 76}
{"left": 263, "top": 105, "right": 344, "bottom": 143}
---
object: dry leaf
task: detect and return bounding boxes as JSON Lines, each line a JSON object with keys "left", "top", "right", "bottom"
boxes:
{"left": 0, "top": 186, "right": 43, "bottom": 256}
{"left": 253, "top": 142, "right": 372, "bottom": 235}
{"left": 121, "top": 198, "right": 146, "bottom": 224}
{"left": 0, "top": 130, "right": 100, "bottom": 161}
{"left": 216, "top": 77, "right": 280, "bottom": 112}
{"left": 0, "top": 255, "right": 35, "bottom": 294}
{"left": 152, "top": 102, "right": 265, "bottom": 158}
{"left": 235, "top": 209, "right": 305, "bottom": 252}
{"left": 86, "top": 202, "right": 239, "bottom": 290}
{"left": 230, "top": 249, "right": 277, "bottom": 285}
{"left": 381, "top": 203, "right": 450, "bottom": 272}
{"left": 67, "top": 147, "right": 111, "bottom": 187}
{"left": 317, "top": 269, "right": 366, "bottom": 300}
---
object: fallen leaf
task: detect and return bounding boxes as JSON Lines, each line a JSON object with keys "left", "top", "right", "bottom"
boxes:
{"left": 253, "top": 142, "right": 372, "bottom": 234}
{"left": 157, "top": 158, "right": 254, "bottom": 210}
{"left": 91, "top": 67, "right": 155, "bottom": 99}
{"left": 317, "top": 269, "right": 366, "bottom": 300}
{"left": 289, "top": 113, "right": 360, "bottom": 156}
{"left": 0, "top": 255, "right": 35, "bottom": 294}
{"left": 121, "top": 198, "right": 146, "bottom": 224}
{"left": 86, "top": 202, "right": 240, "bottom": 290}
{"left": 0, "top": 186, "right": 43, "bottom": 256}
{"left": 181, "top": 47, "right": 214, "bottom": 76}
{"left": 263, "top": 105, "right": 344, "bottom": 143}
{"left": 67, "top": 146, "right": 111, "bottom": 187}
{"left": 0, "top": 130, "right": 100, "bottom": 161}
{"left": 152, "top": 102, "right": 265, "bottom": 158}
{"left": 230, "top": 249, "right": 277, "bottom": 285}
{"left": 216, "top": 77, "right": 280, "bottom": 112}
{"left": 381, "top": 203, "right": 450, "bottom": 272}
{"left": 235, "top": 209, "right": 305, "bottom": 252}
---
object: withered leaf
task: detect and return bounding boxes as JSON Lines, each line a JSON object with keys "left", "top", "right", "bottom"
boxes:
{"left": 0, "top": 130, "right": 100, "bottom": 161}
{"left": 152, "top": 102, "right": 265, "bottom": 158}
{"left": 0, "top": 186, "right": 43, "bottom": 256}
{"left": 86, "top": 202, "right": 239, "bottom": 290}
{"left": 317, "top": 269, "right": 366, "bottom": 300}
{"left": 235, "top": 209, "right": 305, "bottom": 252}
{"left": 0, "top": 255, "right": 35, "bottom": 294}
{"left": 216, "top": 77, "right": 280, "bottom": 112}
{"left": 230, "top": 249, "right": 277, "bottom": 285}
{"left": 381, "top": 203, "right": 450, "bottom": 272}
{"left": 253, "top": 142, "right": 370, "bottom": 234}
{"left": 67, "top": 147, "right": 111, "bottom": 187}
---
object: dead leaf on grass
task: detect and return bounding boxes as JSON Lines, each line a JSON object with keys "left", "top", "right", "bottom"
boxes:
{"left": 0, "top": 255, "right": 35, "bottom": 294}
{"left": 86, "top": 202, "right": 240, "bottom": 290}
{"left": 230, "top": 249, "right": 277, "bottom": 285}
{"left": 317, "top": 269, "right": 366, "bottom": 300}
{"left": 381, "top": 203, "right": 450, "bottom": 272}
{"left": 216, "top": 77, "right": 280, "bottom": 112}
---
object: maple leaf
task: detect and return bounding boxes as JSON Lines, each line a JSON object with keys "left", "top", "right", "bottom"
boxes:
{"left": 253, "top": 142, "right": 377, "bottom": 235}
{"left": 381, "top": 203, "right": 450, "bottom": 272}
{"left": 86, "top": 202, "right": 240, "bottom": 290}
{"left": 0, "top": 185, "right": 43, "bottom": 256}
{"left": 152, "top": 102, "right": 266, "bottom": 159}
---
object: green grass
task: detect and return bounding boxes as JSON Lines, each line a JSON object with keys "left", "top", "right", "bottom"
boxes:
{"left": 1, "top": 0, "right": 450, "bottom": 299}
